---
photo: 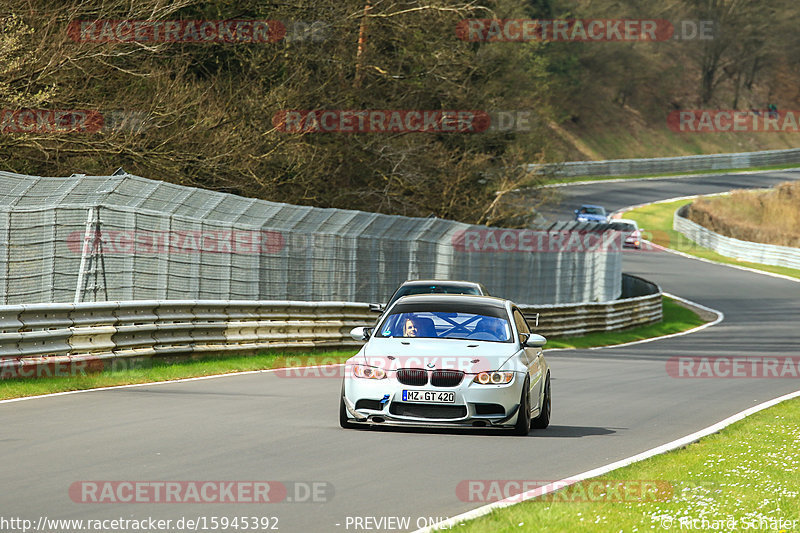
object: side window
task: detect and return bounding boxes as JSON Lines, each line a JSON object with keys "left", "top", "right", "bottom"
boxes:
{"left": 513, "top": 309, "right": 530, "bottom": 340}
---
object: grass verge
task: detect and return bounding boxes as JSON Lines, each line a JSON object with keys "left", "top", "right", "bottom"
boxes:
{"left": 688, "top": 182, "right": 799, "bottom": 247}
{"left": 447, "top": 396, "right": 800, "bottom": 532}
{"left": 539, "top": 163, "right": 800, "bottom": 186}
{"left": 0, "top": 350, "right": 356, "bottom": 401}
{"left": 624, "top": 199, "right": 800, "bottom": 280}
{"left": 0, "top": 296, "right": 705, "bottom": 400}
{"left": 544, "top": 296, "right": 705, "bottom": 350}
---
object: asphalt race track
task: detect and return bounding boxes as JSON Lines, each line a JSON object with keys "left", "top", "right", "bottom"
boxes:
{"left": 1, "top": 171, "right": 799, "bottom": 532}
{"left": 537, "top": 169, "right": 800, "bottom": 221}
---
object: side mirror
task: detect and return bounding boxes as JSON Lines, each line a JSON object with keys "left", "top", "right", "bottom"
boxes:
{"left": 369, "top": 303, "right": 385, "bottom": 313}
{"left": 350, "top": 327, "right": 372, "bottom": 341}
{"left": 523, "top": 333, "right": 547, "bottom": 348}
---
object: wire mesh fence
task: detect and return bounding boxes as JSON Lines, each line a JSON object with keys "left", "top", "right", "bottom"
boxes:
{"left": 0, "top": 170, "right": 622, "bottom": 305}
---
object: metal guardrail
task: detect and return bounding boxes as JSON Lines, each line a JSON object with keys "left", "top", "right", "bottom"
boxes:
{"left": 531, "top": 148, "right": 800, "bottom": 178}
{"left": 0, "top": 276, "right": 662, "bottom": 376}
{"left": 674, "top": 205, "right": 800, "bottom": 270}
{"left": 521, "top": 273, "right": 662, "bottom": 337}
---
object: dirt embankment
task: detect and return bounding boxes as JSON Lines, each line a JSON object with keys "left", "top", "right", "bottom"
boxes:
{"left": 687, "top": 182, "right": 800, "bottom": 248}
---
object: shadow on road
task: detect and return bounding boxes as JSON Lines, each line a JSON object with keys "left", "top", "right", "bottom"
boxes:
{"left": 533, "top": 425, "right": 619, "bottom": 438}
{"left": 344, "top": 424, "right": 619, "bottom": 438}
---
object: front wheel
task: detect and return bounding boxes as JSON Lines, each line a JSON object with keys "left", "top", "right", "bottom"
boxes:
{"left": 512, "top": 378, "right": 531, "bottom": 436}
{"left": 531, "top": 374, "right": 551, "bottom": 429}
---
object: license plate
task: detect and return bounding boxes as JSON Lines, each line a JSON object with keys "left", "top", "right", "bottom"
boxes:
{"left": 401, "top": 390, "right": 455, "bottom": 403}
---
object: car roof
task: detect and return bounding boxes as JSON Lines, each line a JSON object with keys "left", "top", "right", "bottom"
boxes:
{"left": 392, "top": 293, "right": 511, "bottom": 309}
{"left": 579, "top": 204, "right": 605, "bottom": 209}
{"left": 399, "top": 279, "right": 482, "bottom": 287}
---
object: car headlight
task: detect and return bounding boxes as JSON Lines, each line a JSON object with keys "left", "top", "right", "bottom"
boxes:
{"left": 576, "top": 216, "right": 588, "bottom": 222}
{"left": 473, "top": 371, "right": 515, "bottom": 385}
{"left": 352, "top": 365, "right": 387, "bottom": 380}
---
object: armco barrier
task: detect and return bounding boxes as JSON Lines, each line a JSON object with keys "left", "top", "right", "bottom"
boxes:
{"left": 674, "top": 205, "right": 800, "bottom": 270}
{"left": 0, "top": 275, "right": 661, "bottom": 375}
{"left": 530, "top": 148, "right": 800, "bottom": 178}
{"left": 521, "top": 274, "right": 662, "bottom": 337}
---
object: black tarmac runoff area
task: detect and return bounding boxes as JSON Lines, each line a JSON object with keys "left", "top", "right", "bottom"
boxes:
{"left": 1, "top": 170, "right": 799, "bottom": 532}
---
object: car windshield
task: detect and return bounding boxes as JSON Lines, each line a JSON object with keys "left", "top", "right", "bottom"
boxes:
{"left": 377, "top": 304, "right": 512, "bottom": 343}
{"left": 582, "top": 207, "right": 605, "bottom": 215}
{"left": 386, "top": 284, "right": 481, "bottom": 307}
{"left": 394, "top": 284, "right": 480, "bottom": 298}
{"left": 611, "top": 222, "right": 636, "bottom": 231}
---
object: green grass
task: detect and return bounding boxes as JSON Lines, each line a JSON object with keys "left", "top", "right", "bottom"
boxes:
{"left": 0, "top": 297, "right": 706, "bottom": 400}
{"left": 539, "top": 163, "right": 800, "bottom": 186}
{"left": 0, "top": 350, "right": 356, "bottom": 400}
{"left": 544, "top": 296, "right": 706, "bottom": 349}
{"left": 623, "top": 199, "right": 800, "bottom": 280}
{"left": 448, "top": 396, "right": 800, "bottom": 532}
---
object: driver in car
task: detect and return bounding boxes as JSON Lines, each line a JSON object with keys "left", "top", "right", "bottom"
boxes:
{"left": 402, "top": 315, "right": 436, "bottom": 337}
{"left": 404, "top": 317, "right": 419, "bottom": 337}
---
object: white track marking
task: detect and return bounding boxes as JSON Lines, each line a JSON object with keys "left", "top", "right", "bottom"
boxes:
{"left": 583, "top": 292, "right": 723, "bottom": 350}
{"left": 544, "top": 293, "right": 724, "bottom": 353}
{"left": 415, "top": 387, "right": 800, "bottom": 533}
{"left": 416, "top": 188, "right": 798, "bottom": 531}
{"left": 0, "top": 363, "right": 346, "bottom": 405}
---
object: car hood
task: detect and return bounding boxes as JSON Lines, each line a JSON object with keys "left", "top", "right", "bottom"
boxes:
{"left": 351, "top": 337, "right": 522, "bottom": 374}
{"left": 578, "top": 214, "right": 607, "bottom": 222}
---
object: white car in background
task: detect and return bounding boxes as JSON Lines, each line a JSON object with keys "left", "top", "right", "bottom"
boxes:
{"left": 611, "top": 218, "right": 643, "bottom": 249}
{"left": 340, "top": 295, "right": 551, "bottom": 435}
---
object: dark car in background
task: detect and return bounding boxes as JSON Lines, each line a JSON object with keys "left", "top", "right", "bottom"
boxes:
{"left": 370, "top": 280, "right": 489, "bottom": 314}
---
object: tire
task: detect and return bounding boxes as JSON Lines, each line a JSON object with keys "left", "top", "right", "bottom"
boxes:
{"left": 339, "top": 382, "right": 356, "bottom": 429}
{"left": 531, "top": 374, "right": 551, "bottom": 429}
{"left": 512, "top": 378, "right": 531, "bottom": 436}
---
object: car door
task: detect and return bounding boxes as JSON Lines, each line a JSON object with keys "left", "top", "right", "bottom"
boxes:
{"left": 513, "top": 307, "right": 544, "bottom": 406}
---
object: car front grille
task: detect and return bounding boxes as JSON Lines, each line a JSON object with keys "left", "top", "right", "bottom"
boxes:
{"left": 396, "top": 368, "right": 465, "bottom": 387}
{"left": 430, "top": 370, "right": 464, "bottom": 387}
{"left": 396, "top": 368, "right": 428, "bottom": 386}
{"left": 389, "top": 403, "right": 467, "bottom": 419}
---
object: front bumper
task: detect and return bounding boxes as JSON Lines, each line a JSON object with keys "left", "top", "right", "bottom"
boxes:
{"left": 342, "top": 373, "right": 526, "bottom": 429}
